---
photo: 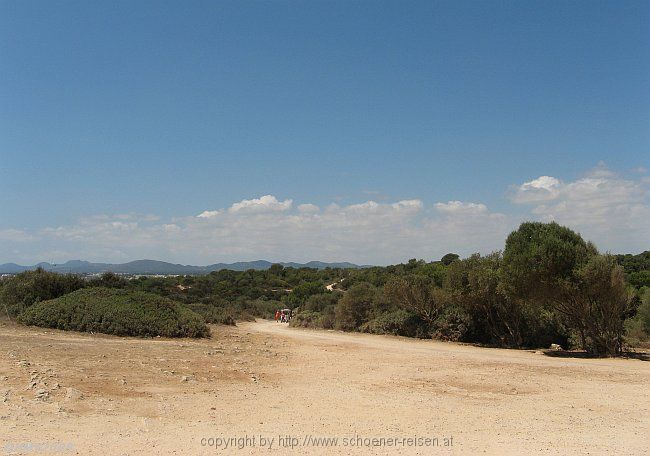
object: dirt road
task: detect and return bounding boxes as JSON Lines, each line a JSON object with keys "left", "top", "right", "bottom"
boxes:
{"left": 1, "top": 319, "right": 648, "bottom": 455}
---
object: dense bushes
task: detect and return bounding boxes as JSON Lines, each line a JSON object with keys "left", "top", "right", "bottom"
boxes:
{"left": 360, "top": 309, "right": 427, "bottom": 337}
{"left": 625, "top": 288, "right": 650, "bottom": 347}
{"left": 290, "top": 310, "right": 334, "bottom": 329}
{"left": 185, "top": 302, "right": 237, "bottom": 325}
{"left": 616, "top": 252, "right": 650, "bottom": 288}
{"left": 550, "top": 255, "right": 636, "bottom": 354}
{"left": 3, "top": 223, "right": 648, "bottom": 353}
{"left": 334, "top": 283, "right": 379, "bottom": 331}
{"left": 288, "top": 222, "right": 644, "bottom": 355}
{"left": 0, "top": 268, "right": 85, "bottom": 318}
{"left": 17, "top": 288, "right": 209, "bottom": 338}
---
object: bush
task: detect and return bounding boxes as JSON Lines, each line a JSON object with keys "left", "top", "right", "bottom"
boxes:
{"left": 290, "top": 310, "right": 328, "bottom": 329}
{"left": 334, "top": 283, "right": 378, "bottom": 331}
{"left": 431, "top": 306, "right": 471, "bottom": 342}
{"left": 635, "top": 288, "right": 650, "bottom": 334}
{"left": 186, "top": 302, "right": 237, "bottom": 325}
{"left": 0, "top": 268, "right": 85, "bottom": 318}
{"left": 86, "top": 272, "right": 130, "bottom": 289}
{"left": 624, "top": 318, "right": 649, "bottom": 348}
{"left": 18, "top": 288, "right": 209, "bottom": 338}
{"left": 385, "top": 276, "right": 449, "bottom": 326}
{"left": 246, "top": 299, "right": 282, "bottom": 319}
{"left": 360, "top": 309, "right": 427, "bottom": 337}
{"left": 303, "top": 292, "right": 340, "bottom": 312}
{"left": 625, "top": 288, "right": 650, "bottom": 347}
{"left": 554, "top": 255, "right": 636, "bottom": 354}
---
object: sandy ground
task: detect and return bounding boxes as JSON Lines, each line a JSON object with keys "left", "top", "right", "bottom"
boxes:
{"left": 0, "top": 319, "right": 648, "bottom": 456}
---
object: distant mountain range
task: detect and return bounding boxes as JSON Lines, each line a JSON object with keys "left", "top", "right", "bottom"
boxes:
{"left": 0, "top": 259, "right": 366, "bottom": 275}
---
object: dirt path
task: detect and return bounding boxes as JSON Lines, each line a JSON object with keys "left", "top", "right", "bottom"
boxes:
{"left": 325, "top": 279, "right": 343, "bottom": 292}
{"left": 1, "top": 319, "right": 648, "bottom": 455}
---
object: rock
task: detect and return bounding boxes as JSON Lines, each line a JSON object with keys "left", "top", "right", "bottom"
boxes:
{"left": 64, "top": 387, "right": 83, "bottom": 401}
{"left": 35, "top": 389, "right": 49, "bottom": 400}
{"left": 181, "top": 376, "right": 190, "bottom": 382}
{"left": 17, "top": 361, "right": 30, "bottom": 367}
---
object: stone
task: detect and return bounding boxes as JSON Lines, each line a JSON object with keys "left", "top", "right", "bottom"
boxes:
{"left": 64, "top": 387, "right": 83, "bottom": 401}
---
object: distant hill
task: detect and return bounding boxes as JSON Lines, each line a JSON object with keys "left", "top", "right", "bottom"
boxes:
{"left": 0, "top": 259, "right": 366, "bottom": 274}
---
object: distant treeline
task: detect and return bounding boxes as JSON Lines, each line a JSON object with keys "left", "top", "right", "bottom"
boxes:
{"left": 1, "top": 222, "right": 648, "bottom": 353}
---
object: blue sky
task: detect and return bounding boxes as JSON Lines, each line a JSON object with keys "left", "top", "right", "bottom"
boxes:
{"left": 1, "top": 1, "right": 648, "bottom": 264}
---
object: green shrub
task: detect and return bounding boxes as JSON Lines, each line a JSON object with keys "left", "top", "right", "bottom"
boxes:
{"left": 86, "top": 272, "right": 130, "bottom": 289}
{"left": 636, "top": 288, "right": 650, "bottom": 334}
{"left": 334, "top": 283, "right": 378, "bottom": 331}
{"left": 361, "top": 309, "right": 426, "bottom": 337}
{"left": 245, "top": 299, "right": 282, "bottom": 319}
{"left": 186, "top": 302, "right": 236, "bottom": 325}
{"left": 303, "top": 293, "right": 340, "bottom": 312}
{"left": 290, "top": 310, "right": 326, "bottom": 329}
{"left": 0, "top": 268, "right": 85, "bottom": 318}
{"left": 431, "top": 307, "right": 471, "bottom": 342}
{"left": 625, "top": 288, "right": 650, "bottom": 347}
{"left": 18, "top": 288, "right": 209, "bottom": 338}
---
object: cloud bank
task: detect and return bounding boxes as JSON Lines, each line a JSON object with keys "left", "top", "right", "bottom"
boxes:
{"left": 509, "top": 164, "right": 650, "bottom": 253}
{"left": 1, "top": 165, "right": 648, "bottom": 265}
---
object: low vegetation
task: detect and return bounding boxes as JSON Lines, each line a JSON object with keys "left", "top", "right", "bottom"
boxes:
{"left": 17, "top": 288, "right": 209, "bottom": 338}
{"left": 0, "top": 268, "right": 85, "bottom": 318}
{"left": 1, "top": 222, "right": 648, "bottom": 354}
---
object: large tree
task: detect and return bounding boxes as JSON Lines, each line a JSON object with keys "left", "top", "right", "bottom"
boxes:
{"left": 502, "top": 221, "right": 597, "bottom": 301}
{"left": 502, "top": 222, "right": 635, "bottom": 354}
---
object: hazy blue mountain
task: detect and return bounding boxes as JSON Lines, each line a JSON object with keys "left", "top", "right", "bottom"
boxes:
{"left": 0, "top": 259, "right": 366, "bottom": 274}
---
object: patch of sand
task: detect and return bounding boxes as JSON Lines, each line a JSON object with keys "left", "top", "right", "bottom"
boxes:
{"left": 0, "top": 319, "right": 648, "bottom": 455}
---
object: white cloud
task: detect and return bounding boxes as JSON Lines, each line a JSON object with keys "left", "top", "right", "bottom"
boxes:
{"left": 509, "top": 176, "right": 562, "bottom": 203}
{"left": 0, "top": 196, "right": 508, "bottom": 264}
{"left": 391, "top": 199, "right": 424, "bottom": 211}
{"left": 297, "top": 203, "right": 319, "bottom": 213}
{"left": 228, "top": 195, "right": 292, "bottom": 213}
{"left": 2, "top": 165, "right": 648, "bottom": 266}
{"left": 435, "top": 201, "right": 488, "bottom": 214}
{"left": 511, "top": 165, "right": 650, "bottom": 252}
{"left": 197, "top": 210, "right": 221, "bottom": 218}
{"left": 0, "top": 229, "right": 36, "bottom": 242}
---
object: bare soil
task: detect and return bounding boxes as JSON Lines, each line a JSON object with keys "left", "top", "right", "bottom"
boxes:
{"left": 1, "top": 319, "right": 648, "bottom": 455}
